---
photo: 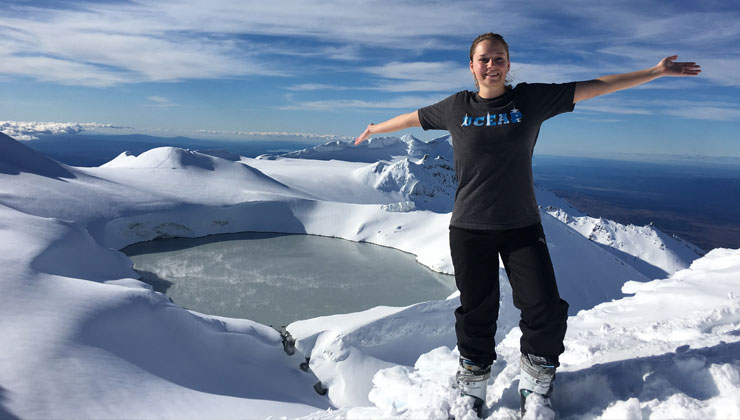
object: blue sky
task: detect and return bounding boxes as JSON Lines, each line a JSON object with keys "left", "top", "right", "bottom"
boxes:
{"left": 1, "top": 0, "right": 739, "bottom": 158}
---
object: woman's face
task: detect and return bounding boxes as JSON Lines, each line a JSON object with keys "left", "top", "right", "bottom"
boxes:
{"left": 469, "top": 39, "right": 510, "bottom": 91}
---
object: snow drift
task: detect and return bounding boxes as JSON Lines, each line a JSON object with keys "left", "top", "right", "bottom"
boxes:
{"left": 0, "top": 132, "right": 734, "bottom": 420}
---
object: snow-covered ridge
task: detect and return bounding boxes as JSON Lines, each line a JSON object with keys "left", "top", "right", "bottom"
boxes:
{"left": 102, "top": 147, "right": 239, "bottom": 170}
{"left": 354, "top": 154, "right": 456, "bottom": 212}
{"left": 103, "top": 147, "right": 220, "bottom": 169}
{"left": 1, "top": 131, "right": 737, "bottom": 419}
{"left": 270, "top": 133, "right": 453, "bottom": 163}
{"left": 543, "top": 205, "right": 703, "bottom": 280}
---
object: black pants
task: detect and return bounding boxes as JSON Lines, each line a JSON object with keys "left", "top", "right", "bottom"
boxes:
{"left": 449, "top": 223, "right": 568, "bottom": 367}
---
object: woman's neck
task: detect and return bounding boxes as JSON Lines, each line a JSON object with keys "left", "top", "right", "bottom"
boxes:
{"left": 478, "top": 85, "right": 508, "bottom": 99}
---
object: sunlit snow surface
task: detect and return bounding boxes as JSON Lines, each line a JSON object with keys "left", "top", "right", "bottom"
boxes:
{"left": 123, "top": 232, "right": 455, "bottom": 327}
{"left": 294, "top": 248, "right": 740, "bottom": 419}
{"left": 1, "top": 132, "right": 737, "bottom": 419}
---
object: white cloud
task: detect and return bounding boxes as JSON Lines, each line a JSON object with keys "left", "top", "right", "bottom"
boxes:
{"left": 146, "top": 96, "right": 178, "bottom": 108}
{"left": 663, "top": 106, "right": 740, "bottom": 122}
{"left": 0, "top": 121, "right": 130, "bottom": 141}
{"left": 686, "top": 57, "right": 740, "bottom": 88}
{"left": 288, "top": 62, "right": 472, "bottom": 93}
{"left": 509, "top": 62, "right": 602, "bottom": 85}
{"left": 576, "top": 96, "right": 740, "bottom": 122}
{"left": 575, "top": 101, "right": 655, "bottom": 117}
{"left": 0, "top": 0, "right": 736, "bottom": 96}
{"left": 277, "top": 94, "right": 449, "bottom": 112}
{"left": 146, "top": 0, "right": 531, "bottom": 49}
{"left": 0, "top": 51, "right": 134, "bottom": 87}
{"left": 148, "top": 96, "right": 170, "bottom": 104}
{"left": 596, "top": 44, "right": 740, "bottom": 88}
{"left": 365, "top": 61, "right": 472, "bottom": 92}
{"left": 0, "top": 0, "right": 534, "bottom": 87}
{"left": 0, "top": 4, "right": 278, "bottom": 87}
{"left": 287, "top": 83, "right": 352, "bottom": 91}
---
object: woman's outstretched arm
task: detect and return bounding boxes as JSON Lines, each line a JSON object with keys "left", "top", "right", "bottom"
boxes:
{"left": 574, "top": 55, "right": 701, "bottom": 103}
{"left": 354, "top": 110, "right": 421, "bottom": 145}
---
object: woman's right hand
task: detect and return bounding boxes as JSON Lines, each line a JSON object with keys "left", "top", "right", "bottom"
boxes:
{"left": 354, "top": 123, "right": 373, "bottom": 146}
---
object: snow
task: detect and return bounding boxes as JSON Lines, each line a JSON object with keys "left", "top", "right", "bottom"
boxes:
{"left": 544, "top": 206, "right": 704, "bottom": 279}
{"left": 300, "top": 248, "right": 740, "bottom": 419}
{"left": 1, "top": 131, "right": 738, "bottom": 419}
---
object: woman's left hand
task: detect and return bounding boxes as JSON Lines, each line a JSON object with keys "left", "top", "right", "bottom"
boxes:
{"left": 657, "top": 55, "right": 701, "bottom": 77}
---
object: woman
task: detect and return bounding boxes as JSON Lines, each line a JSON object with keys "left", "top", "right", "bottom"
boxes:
{"left": 354, "top": 32, "right": 700, "bottom": 415}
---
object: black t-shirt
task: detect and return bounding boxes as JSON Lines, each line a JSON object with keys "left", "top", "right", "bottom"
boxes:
{"left": 418, "top": 82, "right": 576, "bottom": 230}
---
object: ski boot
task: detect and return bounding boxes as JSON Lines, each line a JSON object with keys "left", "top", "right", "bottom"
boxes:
{"left": 455, "top": 356, "right": 491, "bottom": 417}
{"left": 519, "top": 352, "right": 557, "bottom": 418}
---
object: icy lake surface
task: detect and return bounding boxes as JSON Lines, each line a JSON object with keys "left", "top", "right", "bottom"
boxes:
{"left": 122, "top": 232, "right": 456, "bottom": 327}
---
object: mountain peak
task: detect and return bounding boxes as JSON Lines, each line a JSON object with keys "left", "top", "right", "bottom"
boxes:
{"left": 101, "top": 147, "right": 216, "bottom": 170}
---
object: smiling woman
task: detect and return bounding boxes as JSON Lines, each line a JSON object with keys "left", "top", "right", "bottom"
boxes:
{"left": 353, "top": 30, "right": 702, "bottom": 415}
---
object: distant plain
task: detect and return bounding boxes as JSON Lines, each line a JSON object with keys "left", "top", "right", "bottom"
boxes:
{"left": 533, "top": 155, "right": 740, "bottom": 252}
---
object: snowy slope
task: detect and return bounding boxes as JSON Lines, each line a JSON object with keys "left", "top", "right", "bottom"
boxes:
{"left": 1, "top": 131, "right": 736, "bottom": 419}
{"left": 543, "top": 205, "right": 703, "bottom": 280}
{"left": 298, "top": 248, "right": 740, "bottom": 419}
{"left": 0, "top": 135, "right": 331, "bottom": 418}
